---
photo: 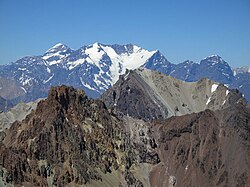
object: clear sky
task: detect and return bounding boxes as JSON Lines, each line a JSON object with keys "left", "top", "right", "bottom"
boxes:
{"left": 0, "top": 0, "right": 249, "bottom": 67}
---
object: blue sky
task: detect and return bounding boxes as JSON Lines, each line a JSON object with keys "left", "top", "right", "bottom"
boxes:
{"left": 0, "top": 0, "right": 249, "bottom": 67}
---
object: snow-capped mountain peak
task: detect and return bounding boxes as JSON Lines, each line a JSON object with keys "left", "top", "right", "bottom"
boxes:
{"left": 202, "top": 55, "right": 225, "bottom": 64}
{"left": 45, "top": 43, "right": 69, "bottom": 53}
{"left": 39, "top": 42, "right": 158, "bottom": 95}
{"left": 42, "top": 43, "right": 72, "bottom": 66}
{"left": 65, "top": 43, "right": 157, "bottom": 83}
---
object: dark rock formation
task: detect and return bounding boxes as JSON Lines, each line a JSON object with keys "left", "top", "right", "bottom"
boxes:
{"left": 102, "top": 69, "right": 169, "bottom": 121}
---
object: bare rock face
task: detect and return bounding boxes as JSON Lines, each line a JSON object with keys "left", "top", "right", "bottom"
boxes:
{"left": 101, "top": 68, "right": 246, "bottom": 121}
{"left": 149, "top": 103, "right": 250, "bottom": 187}
{"left": 0, "top": 85, "right": 159, "bottom": 186}
{"left": 102, "top": 69, "right": 169, "bottom": 121}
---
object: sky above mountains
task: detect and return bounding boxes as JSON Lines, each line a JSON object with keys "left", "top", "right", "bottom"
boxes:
{"left": 0, "top": 0, "right": 249, "bottom": 67}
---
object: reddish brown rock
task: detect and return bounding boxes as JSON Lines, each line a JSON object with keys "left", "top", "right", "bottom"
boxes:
{"left": 150, "top": 104, "right": 250, "bottom": 187}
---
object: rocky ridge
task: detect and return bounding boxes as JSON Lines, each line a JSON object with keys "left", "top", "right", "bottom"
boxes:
{"left": 101, "top": 68, "right": 246, "bottom": 121}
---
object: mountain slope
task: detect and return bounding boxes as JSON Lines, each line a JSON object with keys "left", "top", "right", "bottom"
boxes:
{"left": 101, "top": 68, "right": 246, "bottom": 121}
{"left": 0, "top": 99, "right": 41, "bottom": 131}
{"left": 150, "top": 103, "right": 250, "bottom": 187}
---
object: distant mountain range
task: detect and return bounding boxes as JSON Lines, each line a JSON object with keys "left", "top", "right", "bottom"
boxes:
{"left": 0, "top": 43, "right": 249, "bottom": 105}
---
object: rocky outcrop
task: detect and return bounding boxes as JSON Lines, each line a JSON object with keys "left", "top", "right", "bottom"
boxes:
{"left": 0, "top": 86, "right": 159, "bottom": 186}
{"left": 149, "top": 103, "right": 250, "bottom": 187}
{"left": 101, "top": 68, "right": 246, "bottom": 121}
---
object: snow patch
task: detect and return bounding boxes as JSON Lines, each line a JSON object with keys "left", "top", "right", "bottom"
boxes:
{"left": 233, "top": 70, "right": 237, "bottom": 76}
{"left": 18, "top": 67, "right": 26, "bottom": 71}
{"left": 79, "top": 77, "right": 95, "bottom": 91}
{"left": 169, "top": 70, "right": 175, "bottom": 76}
{"left": 206, "top": 97, "right": 211, "bottom": 105}
{"left": 19, "top": 74, "right": 33, "bottom": 86}
{"left": 21, "top": 87, "right": 27, "bottom": 93}
{"left": 124, "top": 72, "right": 130, "bottom": 80}
{"left": 68, "top": 59, "right": 85, "bottom": 70}
{"left": 47, "top": 67, "right": 51, "bottom": 73}
{"left": 43, "top": 74, "right": 54, "bottom": 84}
{"left": 211, "top": 84, "right": 219, "bottom": 93}
{"left": 222, "top": 72, "right": 229, "bottom": 78}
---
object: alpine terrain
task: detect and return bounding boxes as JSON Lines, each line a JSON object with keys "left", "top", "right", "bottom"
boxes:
{"left": 0, "top": 43, "right": 249, "bottom": 107}
{"left": 0, "top": 84, "right": 249, "bottom": 187}
{"left": 0, "top": 43, "right": 249, "bottom": 187}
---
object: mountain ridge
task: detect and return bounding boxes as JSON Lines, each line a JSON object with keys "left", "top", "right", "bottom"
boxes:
{"left": 0, "top": 43, "right": 249, "bottom": 106}
{"left": 101, "top": 68, "right": 246, "bottom": 121}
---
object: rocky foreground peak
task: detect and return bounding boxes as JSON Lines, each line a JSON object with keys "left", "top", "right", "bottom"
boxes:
{"left": 47, "top": 85, "right": 88, "bottom": 109}
{"left": 0, "top": 85, "right": 160, "bottom": 186}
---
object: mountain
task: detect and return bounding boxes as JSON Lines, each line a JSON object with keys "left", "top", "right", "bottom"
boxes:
{"left": 144, "top": 54, "right": 250, "bottom": 102}
{"left": 0, "top": 86, "right": 159, "bottom": 186}
{"left": 0, "top": 85, "right": 249, "bottom": 186}
{"left": 151, "top": 103, "right": 250, "bottom": 186}
{"left": 0, "top": 43, "right": 249, "bottom": 103}
{"left": 101, "top": 68, "right": 246, "bottom": 121}
{"left": 0, "top": 43, "right": 157, "bottom": 104}
{"left": 145, "top": 55, "right": 234, "bottom": 84}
